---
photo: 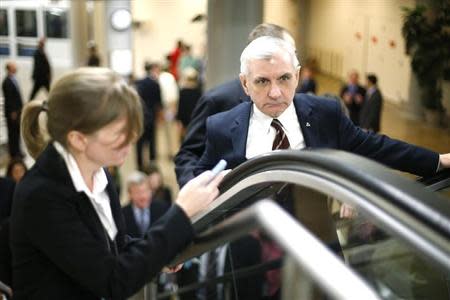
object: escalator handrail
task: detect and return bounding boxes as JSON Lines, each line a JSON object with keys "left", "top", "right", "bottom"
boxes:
{"left": 418, "top": 168, "right": 450, "bottom": 191}
{"left": 213, "top": 150, "right": 450, "bottom": 237}
{"left": 172, "top": 200, "right": 381, "bottom": 300}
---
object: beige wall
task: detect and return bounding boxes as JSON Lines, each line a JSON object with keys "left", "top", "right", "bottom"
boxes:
{"left": 305, "top": 0, "right": 416, "bottom": 105}
{"left": 131, "top": 0, "right": 207, "bottom": 78}
{"left": 263, "top": 0, "right": 301, "bottom": 46}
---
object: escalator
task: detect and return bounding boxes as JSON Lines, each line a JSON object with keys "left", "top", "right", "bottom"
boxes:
{"left": 153, "top": 150, "right": 450, "bottom": 300}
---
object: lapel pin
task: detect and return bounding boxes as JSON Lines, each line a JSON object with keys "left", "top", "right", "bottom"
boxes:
{"left": 306, "top": 122, "right": 311, "bottom": 127}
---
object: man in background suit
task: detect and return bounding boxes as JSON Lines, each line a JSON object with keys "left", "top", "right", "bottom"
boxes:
{"left": 0, "top": 177, "right": 15, "bottom": 287}
{"left": 340, "top": 70, "right": 366, "bottom": 126}
{"left": 2, "top": 61, "right": 23, "bottom": 158}
{"left": 360, "top": 74, "right": 383, "bottom": 133}
{"left": 29, "top": 37, "right": 51, "bottom": 100}
{"left": 195, "top": 36, "right": 450, "bottom": 178}
{"left": 175, "top": 23, "right": 295, "bottom": 187}
{"left": 122, "top": 171, "right": 170, "bottom": 238}
{"left": 135, "top": 63, "right": 163, "bottom": 169}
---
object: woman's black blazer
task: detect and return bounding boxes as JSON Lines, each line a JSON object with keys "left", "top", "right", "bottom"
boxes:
{"left": 10, "top": 144, "right": 193, "bottom": 300}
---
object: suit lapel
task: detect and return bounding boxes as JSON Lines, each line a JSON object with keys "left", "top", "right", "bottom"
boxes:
{"left": 231, "top": 102, "right": 252, "bottom": 162}
{"left": 37, "top": 145, "right": 116, "bottom": 246}
{"left": 74, "top": 192, "right": 107, "bottom": 242}
{"left": 294, "top": 95, "right": 319, "bottom": 148}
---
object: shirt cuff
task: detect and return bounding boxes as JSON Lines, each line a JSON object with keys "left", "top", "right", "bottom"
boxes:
{"left": 436, "top": 159, "right": 442, "bottom": 172}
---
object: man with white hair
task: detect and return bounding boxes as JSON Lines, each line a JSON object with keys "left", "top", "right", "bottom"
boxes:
{"left": 195, "top": 36, "right": 450, "bottom": 176}
{"left": 175, "top": 23, "right": 295, "bottom": 187}
{"left": 122, "top": 171, "right": 170, "bottom": 238}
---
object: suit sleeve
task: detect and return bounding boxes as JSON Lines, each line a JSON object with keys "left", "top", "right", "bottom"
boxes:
{"left": 336, "top": 105, "right": 439, "bottom": 177}
{"left": 175, "top": 92, "right": 215, "bottom": 187}
{"left": 193, "top": 116, "right": 220, "bottom": 176}
{"left": 23, "top": 189, "right": 194, "bottom": 300}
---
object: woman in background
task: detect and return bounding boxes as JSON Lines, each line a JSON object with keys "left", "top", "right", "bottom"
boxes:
{"left": 10, "top": 67, "right": 222, "bottom": 300}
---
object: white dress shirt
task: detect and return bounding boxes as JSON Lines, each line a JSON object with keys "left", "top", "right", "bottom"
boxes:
{"left": 246, "top": 102, "right": 305, "bottom": 159}
{"left": 54, "top": 142, "right": 118, "bottom": 240}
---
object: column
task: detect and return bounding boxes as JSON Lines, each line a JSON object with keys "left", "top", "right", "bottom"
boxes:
{"left": 206, "top": 0, "right": 262, "bottom": 90}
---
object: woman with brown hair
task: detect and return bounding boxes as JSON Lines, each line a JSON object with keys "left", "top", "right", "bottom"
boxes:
{"left": 10, "top": 68, "right": 222, "bottom": 300}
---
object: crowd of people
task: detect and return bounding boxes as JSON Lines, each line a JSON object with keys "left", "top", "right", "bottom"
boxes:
{"left": 0, "top": 22, "right": 449, "bottom": 300}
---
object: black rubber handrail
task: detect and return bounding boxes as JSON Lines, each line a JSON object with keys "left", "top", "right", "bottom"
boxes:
{"left": 418, "top": 168, "right": 450, "bottom": 191}
{"left": 215, "top": 150, "right": 450, "bottom": 238}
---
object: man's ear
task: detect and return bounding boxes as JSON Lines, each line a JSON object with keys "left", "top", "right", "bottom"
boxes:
{"left": 295, "top": 66, "right": 301, "bottom": 83}
{"left": 67, "top": 130, "right": 88, "bottom": 153}
{"left": 239, "top": 74, "right": 250, "bottom": 95}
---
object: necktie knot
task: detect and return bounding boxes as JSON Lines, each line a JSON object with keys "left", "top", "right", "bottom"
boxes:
{"left": 271, "top": 119, "right": 290, "bottom": 150}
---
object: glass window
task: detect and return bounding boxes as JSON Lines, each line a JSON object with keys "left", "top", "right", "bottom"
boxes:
{"left": 15, "top": 10, "right": 37, "bottom": 37}
{"left": 17, "top": 43, "right": 36, "bottom": 57}
{"left": 0, "top": 43, "right": 10, "bottom": 56}
{"left": 0, "top": 9, "right": 8, "bottom": 36}
{"left": 45, "top": 9, "right": 68, "bottom": 38}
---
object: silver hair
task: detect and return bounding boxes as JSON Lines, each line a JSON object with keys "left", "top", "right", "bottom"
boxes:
{"left": 126, "top": 170, "right": 148, "bottom": 188}
{"left": 240, "top": 36, "right": 300, "bottom": 75}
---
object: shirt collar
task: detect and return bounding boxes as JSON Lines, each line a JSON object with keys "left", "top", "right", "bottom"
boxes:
{"left": 53, "top": 141, "right": 108, "bottom": 198}
{"left": 251, "top": 101, "right": 297, "bottom": 133}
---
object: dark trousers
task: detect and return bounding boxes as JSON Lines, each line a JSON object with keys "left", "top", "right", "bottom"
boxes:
{"left": 6, "top": 120, "right": 22, "bottom": 158}
{"left": 29, "top": 80, "right": 50, "bottom": 100}
{"left": 136, "top": 124, "right": 156, "bottom": 170}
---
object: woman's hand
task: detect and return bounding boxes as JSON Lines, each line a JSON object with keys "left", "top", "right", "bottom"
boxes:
{"left": 175, "top": 171, "right": 224, "bottom": 218}
{"left": 162, "top": 264, "right": 183, "bottom": 273}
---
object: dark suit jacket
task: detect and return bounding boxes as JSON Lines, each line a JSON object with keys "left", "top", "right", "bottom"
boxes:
{"left": 10, "top": 144, "right": 193, "bottom": 300}
{"left": 195, "top": 94, "right": 439, "bottom": 177}
{"left": 2, "top": 76, "right": 23, "bottom": 124}
{"left": 176, "top": 87, "right": 202, "bottom": 128}
{"left": 0, "top": 177, "right": 15, "bottom": 286}
{"left": 135, "top": 77, "right": 162, "bottom": 128}
{"left": 359, "top": 88, "right": 383, "bottom": 133}
{"left": 340, "top": 84, "right": 366, "bottom": 126}
{"left": 297, "top": 78, "right": 317, "bottom": 94}
{"left": 122, "top": 201, "right": 171, "bottom": 238}
{"left": 174, "top": 78, "right": 249, "bottom": 187}
{"left": 32, "top": 49, "right": 51, "bottom": 83}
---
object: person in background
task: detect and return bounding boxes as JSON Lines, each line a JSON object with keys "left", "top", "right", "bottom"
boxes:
{"left": 176, "top": 67, "right": 202, "bottom": 142}
{"left": 152, "top": 61, "right": 179, "bottom": 159}
{"left": 2, "top": 61, "right": 24, "bottom": 159}
{"left": 122, "top": 171, "right": 170, "bottom": 238}
{"left": 360, "top": 74, "right": 383, "bottom": 133}
{"left": 144, "top": 163, "right": 173, "bottom": 206}
{"left": 0, "top": 176, "right": 15, "bottom": 288}
{"left": 86, "top": 42, "right": 101, "bottom": 67}
{"left": 29, "top": 37, "right": 51, "bottom": 100}
{"left": 11, "top": 67, "right": 223, "bottom": 299}
{"left": 340, "top": 70, "right": 365, "bottom": 126}
{"left": 178, "top": 45, "right": 201, "bottom": 74}
{"left": 168, "top": 39, "right": 184, "bottom": 81}
{"left": 297, "top": 65, "right": 317, "bottom": 94}
{"left": 135, "top": 62, "right": 163, "bottom": 168}
{"left": 6, "top": 158, "right": 27, "bottom": 183}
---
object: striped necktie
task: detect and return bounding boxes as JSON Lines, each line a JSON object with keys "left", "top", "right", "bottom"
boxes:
{"left": 271, "top": 119, "right": 290, "bottom": 150}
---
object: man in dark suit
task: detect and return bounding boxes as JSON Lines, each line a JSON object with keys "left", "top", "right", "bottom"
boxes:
{"left": 297, "top": 65, "right": 317, "bottom": 94}
{"left": 360, "top": 74, "right": 383, "bottom": 133}
{"left": 122, "top": 171, "right": 170, "bottom": 238}
{"left": 2, "top": 61, "right": 23, "bottom": 158}
{"left": 0, "top": 177, "right": 15, "bottom": 287}
{"left": 175, "top": 23, "right": 294, "bottom": 187}
{"left": 195, "top": 36, "right": 450, "bottom": 178}
{"left": 340, "top": 70, "right": 366, "bottom": 126}
{"left": 29, "top": 37, "right": 51, "bottom": 100}
{"left": 135, "top": 63, "right": 163, "bottom": 169}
